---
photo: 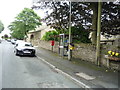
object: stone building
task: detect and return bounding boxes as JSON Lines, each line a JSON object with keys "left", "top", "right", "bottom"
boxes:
{"left": 27, "top": 25, "right": 55, "bottom": 46}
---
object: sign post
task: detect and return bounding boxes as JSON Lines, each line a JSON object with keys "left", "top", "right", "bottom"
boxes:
{"left": 68, "top": 1, "right": 72, "bottom": 61}
{"left": 96, "top": 1, "right": 102, "bottom": 66}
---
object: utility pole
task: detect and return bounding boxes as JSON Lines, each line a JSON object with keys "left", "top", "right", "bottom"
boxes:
{"left": 68, "top": 1, "right": 72, "bottom": 60}
{"left": 96, "top": 0, "right": 102, "bottom": 66}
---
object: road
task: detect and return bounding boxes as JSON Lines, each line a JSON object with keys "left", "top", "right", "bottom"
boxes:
{"left": 1, "top": 40, "right": 82, "bottom": 88}
{"left": 0, "top": 42, "right": 2, "bottom": 89}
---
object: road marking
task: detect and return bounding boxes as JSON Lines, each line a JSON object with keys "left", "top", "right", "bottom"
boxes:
{"left": 37, "top": 56, "right": 90, "bottom": 88}
{"left": 76, "top": 72, "right": 95, "bottom": 80}
{"left": 37, "top": 56, "right": 56, "bottom": 68}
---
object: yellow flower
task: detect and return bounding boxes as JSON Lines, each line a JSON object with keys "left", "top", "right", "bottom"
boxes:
{"left": 112, "top": 52, "right": 115, "bottom": 55}
{"left": 115, "top": 53, "right": 119, "bottom": 56}
{"left": 108, "top": 51, "right": 112, "bottom": 54}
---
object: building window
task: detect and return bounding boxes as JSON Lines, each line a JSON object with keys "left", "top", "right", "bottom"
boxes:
{"left": 30, "top": 34, "right": 34, "bottom": 39}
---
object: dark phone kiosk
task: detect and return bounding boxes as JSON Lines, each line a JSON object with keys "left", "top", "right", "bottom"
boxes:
{"left": 58, "top": 34, "right": 69, "bottom": 57}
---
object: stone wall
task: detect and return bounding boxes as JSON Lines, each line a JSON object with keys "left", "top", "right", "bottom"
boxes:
{"left": 28, "top": 31, "right": 41, "bottom": 46}
{"left": 72, "top": 43, "right": 96, "bottom": 63}
{"left": 38, "top": 40, "right": 59, "bottom": 53}
{"left": 27, "top": 39, "right": 120, "bottom": 70}
{"left": 73, "top": 43, "right": 120, "bottom": 70}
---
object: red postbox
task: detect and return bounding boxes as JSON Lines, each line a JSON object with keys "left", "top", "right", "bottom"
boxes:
{"left": 51, "top": 40, "right": 55, "bottom": 46}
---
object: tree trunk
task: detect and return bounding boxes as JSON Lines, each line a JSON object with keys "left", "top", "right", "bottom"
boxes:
{"left": 90, "top": 3, "right": 98, "bottom": 45}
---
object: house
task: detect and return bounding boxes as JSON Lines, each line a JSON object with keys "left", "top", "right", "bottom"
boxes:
{"left": 27, "top": 25, "right": 55, "bottom": 46}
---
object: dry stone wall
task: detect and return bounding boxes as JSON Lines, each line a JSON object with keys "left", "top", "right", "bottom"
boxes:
{"left": 27, "top": 39, "right": 119, "bottom": 70}
{"left": 72, "top": 44, "right": 96, "bottom": 63}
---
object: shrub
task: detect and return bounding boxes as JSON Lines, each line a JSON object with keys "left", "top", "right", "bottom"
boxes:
{"left": 42, "top": 30, "right": 59, "bottom": 41}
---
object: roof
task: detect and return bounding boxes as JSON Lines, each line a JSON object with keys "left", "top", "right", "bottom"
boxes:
{"left": 29, "top": 25, "right": 55, "bottom": 33}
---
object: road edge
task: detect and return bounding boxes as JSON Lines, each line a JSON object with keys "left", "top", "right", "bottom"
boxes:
{"left": 37, "top": 56, "right": 90, "bottom": 88}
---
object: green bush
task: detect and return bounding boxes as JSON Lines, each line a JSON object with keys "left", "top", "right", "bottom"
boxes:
{"left": 42, "top": 30, "right": 59, "bottom": 41}
{"left": 42, "top": 26, "right": 91, "bottom": 43}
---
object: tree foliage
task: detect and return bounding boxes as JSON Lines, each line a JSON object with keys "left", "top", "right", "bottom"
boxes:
{"left": 32, "top": 1, "right": 120, "bottom": 43}
{"left": 0, "top": 20, "right": 4, "bottom": 33}
{"left": 101, "top": 2, "right": 120, "bottom": 35}
{"left": 71, "top": 26, "right": 91, "bottom": 43}
{"left": 8, "top": 8, "right": 42, "bottom": 39}
{"left": 42, "top": 26, "right": 91, "bottom": 43}
{"left": 42, "top": 30, "right": 59, "bottom": 41}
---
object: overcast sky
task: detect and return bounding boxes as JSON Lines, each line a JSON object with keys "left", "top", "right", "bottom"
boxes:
{"left": 0, "top": 0, "right": 45, "bottom": 36}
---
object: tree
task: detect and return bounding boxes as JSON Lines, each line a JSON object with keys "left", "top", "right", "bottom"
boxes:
{"left": 32, "top": 1, "right": 120, "bottom": 44}
{"left": 101, "top": 2, "right": 120, "bottom": 35}
{"left": 42, "top": 30, "right": 59, "bottom": 41}
{"left": 71, "top": 26, "right": 91, "bottom": 43}
{"left": 8, "top": 8, "right": 42, "bottom": 39}
{"left": 0, "top": 20, "right": 4, "bottom": 33}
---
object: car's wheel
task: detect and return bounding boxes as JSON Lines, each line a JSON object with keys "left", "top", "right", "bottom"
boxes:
{"left": 15, "top": 50, "right": 19, "bottom": 56}
{"left": 31, "top": 54, "right": 35, "bottom": 57}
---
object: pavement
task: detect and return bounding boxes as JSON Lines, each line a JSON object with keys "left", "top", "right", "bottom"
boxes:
{"left": 35, "top": 47, "right": 120, "bottom": 89}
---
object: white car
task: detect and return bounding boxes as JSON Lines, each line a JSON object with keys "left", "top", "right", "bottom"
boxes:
{"left": 11, "top": 39, "right": 17, "bottom": 44}
{"left": 15, "top": 40, "right": 24, "bottom": 46}
{"left": 15, "top": 42, "right": 36, "bottom": 56}
{"left": 0, "top": 38, "right": 1, "bottom": 43}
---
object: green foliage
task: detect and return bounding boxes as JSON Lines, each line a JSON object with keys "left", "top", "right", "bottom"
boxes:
{"left": 10, "top": 29, "right": 25, "bottom": 39}
{"left": 8, "top": 8, "right": 41, "bottom": 39}
{"left": 42, "top": 26, "right": 91, "bottom": 43}
{"left": 33, "top": 1, "right": 120, "bottom": 41}
{"left": 42, "top": 30, "right": 59, "bottom": 41}
{"left": 0, "top": 20, "right": 4, "bottom": 33}
{"left": 59, "top": 26, "right": 91, "bottom": 43}
{"left": 71, "top": 26, "right": 91, "bottom": 43}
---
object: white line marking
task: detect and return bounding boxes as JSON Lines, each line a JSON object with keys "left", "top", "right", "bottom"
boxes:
{"left": 76, "top": 72, "right": 95, "bottom": 80}
{"left": 37, "top": 56, "right": 90, "bottom": 88}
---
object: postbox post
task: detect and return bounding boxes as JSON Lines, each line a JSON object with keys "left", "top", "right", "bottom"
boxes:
{"left": 51, "top": 40, "right": 55, "bottom": 52}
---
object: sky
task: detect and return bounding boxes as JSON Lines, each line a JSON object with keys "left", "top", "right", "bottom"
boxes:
{"left": 0, "top": 0, "right": 45, "bottom": 37}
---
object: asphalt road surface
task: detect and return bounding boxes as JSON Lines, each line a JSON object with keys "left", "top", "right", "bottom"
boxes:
{"left": 1, "top": 40, "right": 82, "bottom": 88}
{"left": 0, "top": 41, "right": 2, "bottom": 89}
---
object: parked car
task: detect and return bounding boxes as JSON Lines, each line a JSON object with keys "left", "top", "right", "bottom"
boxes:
{"left": 14, "top": 42, "right": 35, "bottom": 56}
{"left": 7, "top": 39, "right": 11, "bottom": 42}
{"left": 0, "top": 38, "right": 1, "bottom": 43}
{"left": 11, "top": 39, "right": 17, "bottom": 44}
{"left": 15, "top": 40, "right": 24, "bottom": 45}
